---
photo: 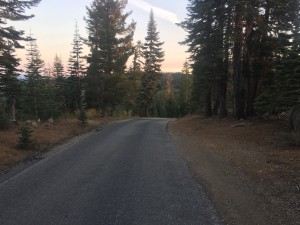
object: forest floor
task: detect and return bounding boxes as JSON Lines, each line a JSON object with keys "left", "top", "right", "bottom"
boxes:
{"left": 168, "top": 115, "right": 300, "bottom": 225}
{"left": 0, "top": 117, "right": 121, "bottom": 175}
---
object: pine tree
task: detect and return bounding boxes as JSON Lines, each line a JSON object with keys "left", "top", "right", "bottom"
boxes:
{"left": 0, "top": 0, "right": 41, "bottom": 70}
{"left": 22, "top": 35, "right": 45, "bottom": 120}
{"left": 0, "top": 95, "right": 10, "bottom": 128}
{"left": 0, "top": 44, "right": 20, "bottom": 122}
{"left": 181, "top": 61, "right": 192, "bottom": 101}
{"left": 178, "top": 60, "right": 192, "bottom": 116}
{"left": 230, "top": 0, "right": 298, "bottom": 118}
{"left": 67, "top": 22, "right": 86, "bottom": 112}
{"left": 255, "top": 0, "right": 300, "bottom": 114}
{"left": 85, "top": 0, "right": 136, "bottom": 115}
{"left": 52, "top": 54, "right": 64, "bottom": 77}
{"left": 164, "top": 75, "right": 178, "bottom": 118}
{"left": 0, "top": 0, "right": 41, "bottom": 123}
{"left": 17, "top": 125, "right": 33, "bottom": 150}
{"left": 125, "top": 41, "right": 144, "bottom": 115}
{"left": 131, "top": 40, "right": 143, "bottom": 72}
{"left": 78, "top": 89, "right": 88, "bottom": 125}
{"left": 68, "top": 21, "right": 85, "bottom": 77}
{"left": 180, "top": 0, "right": 219, "bottom": 117}
{"left": 142, "top": 10, "right": 164, "bottom": 74}
{"left": 52, "top": 55, "right": 67, "bottom": 116}
{"left": 139, "top": 10, "right": 164, "bottom": 116}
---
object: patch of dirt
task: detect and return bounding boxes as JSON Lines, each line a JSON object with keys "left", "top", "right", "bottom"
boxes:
{"left": 168, "top": 116, "right": 299, "bottom": 225}
{"left": 0, "top": 117, "right": 120, "bottom": 175}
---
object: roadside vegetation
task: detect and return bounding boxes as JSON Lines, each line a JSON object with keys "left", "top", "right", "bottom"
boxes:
{"left": 0, "top": 115, "right": 124, "bottom": 175}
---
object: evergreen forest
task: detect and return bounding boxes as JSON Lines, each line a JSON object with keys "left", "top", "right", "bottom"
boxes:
{"left": 0, "top": 0, "right": 299, "bottom": 128}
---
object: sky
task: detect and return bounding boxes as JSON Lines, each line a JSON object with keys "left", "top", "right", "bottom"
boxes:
{"left": 11, "top": 0, "right": 189, "bottom": 73}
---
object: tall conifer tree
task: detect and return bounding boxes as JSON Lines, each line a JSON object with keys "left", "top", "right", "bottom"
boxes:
{"left": 23, "top": 35, "right": 44, "bottom": 120}
{"left": 0, "top": 0, "right": 41, "bottom": 71}
{"left": 255, "top": 0, "right": 300, "bottom": 114}
{"left": 67, "top": 22, "right": 86, "bottom": 112}
{"left": 68, "top": 21, "right": 85, "bottom": 77}
{"left": 85, "top": 0, "right": 135, "bottom": 115}
{"left": 139, "top": 10, "right": 164, "bottom": 116}
{"left": 0, "top": 43, "right": 20, "bottom": 122}
{"left": 131, "top": 40, "right": 143, "bottom": 72}
{"left": 178, "top": 60, "right": 192, "bottom": 116}
{"left": 125, "top": 41, "right": 144, "bottom": 115}
{"left": 180, "top": 0, "right": 219, "bottom": 117}
{"left": 52, "top": 55, "right": 64, "bottom": 77}
{"left": 52, "top": 55, "right": 67, "bottom": 115}
{"left": 0, "top": 0, "right": 41, "bottom": 123}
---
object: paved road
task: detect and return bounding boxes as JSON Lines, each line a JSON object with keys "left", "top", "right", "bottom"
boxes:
{"left": 0, "top": 119, "right": 222, "bottom": 225}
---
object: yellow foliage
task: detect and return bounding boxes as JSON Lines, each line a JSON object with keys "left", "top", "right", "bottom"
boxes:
{"left": 86, "top": 109, "right": 98, "bottom": 119}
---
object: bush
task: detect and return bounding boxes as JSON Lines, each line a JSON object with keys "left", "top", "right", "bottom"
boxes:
{"left": 17, "top": 125, "right": 34, "bottom": 150}
{"left": 86, "top": 108, "right": 98, "bottom": 119}
{"left": 78, "top": 108, "right": 88, "bottom": 125}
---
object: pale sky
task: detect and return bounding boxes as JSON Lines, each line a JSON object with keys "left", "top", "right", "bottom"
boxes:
{"left": 11, "top": 0, "right": 189, "bottom": 72}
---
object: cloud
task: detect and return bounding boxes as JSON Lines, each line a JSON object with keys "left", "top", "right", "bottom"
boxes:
{"left": 129, "top": 0, "right": 179, "bottom": 24}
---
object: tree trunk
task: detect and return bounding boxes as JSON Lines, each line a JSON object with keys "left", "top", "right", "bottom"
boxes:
{"left": 145, "top": 105, "right": 149, "bottom": 117}
{"left": 205, "top": 89, "right": 212, "bottom": 117}
{"left": 245, "top": 0, "right": 271, "bottom": 117}
{"left": 220, "top": 25, "right": 229, "bottom": 118}
{"left": 247, "top": 76, "right": 259, "bottom": 116}
{"left": 100, "top": 75, "right": 106, "bottom": 117}
{"left": 243, "top": 2, "right": 255, "bottom": 117}
{"left": 11, "top": 97, "right": 16, "bottom": 122}
{"left": 217, "top": 0, "right": 228, "bottom": 118}
{"left": 213, "top": 95, "right": 219, "bottom": 115}
{"left": 219, "top": 79, "right": 228, "bottom": 118}
{"left": 233, "top": 4, "right": 246, "bottom": 119}
{"left": 33, "top": 80, "right": 39, "bottom": 120}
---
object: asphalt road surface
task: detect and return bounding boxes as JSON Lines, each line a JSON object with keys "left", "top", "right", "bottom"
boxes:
{"left": 0, "top": 119, "right": 223, "bottom": 225}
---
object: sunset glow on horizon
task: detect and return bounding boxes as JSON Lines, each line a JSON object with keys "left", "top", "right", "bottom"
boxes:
{"left": 12, "top": 0, "right": 189, "bottom": 73}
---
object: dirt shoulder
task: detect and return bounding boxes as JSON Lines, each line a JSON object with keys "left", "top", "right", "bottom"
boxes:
{"left": 0, "top": 117, "right": 123, "bottom": 175}
{"left": 168, "top": 116, "right": 299, "bottom": 225}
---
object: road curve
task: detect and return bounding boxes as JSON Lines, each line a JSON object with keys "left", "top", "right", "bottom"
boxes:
{"left": 0, "top": 119, "right": 223, "bottom": 225}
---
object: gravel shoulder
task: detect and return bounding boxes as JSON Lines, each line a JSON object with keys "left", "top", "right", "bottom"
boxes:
{"left": 168, "top": 116, "right": 299, "bottom": 225}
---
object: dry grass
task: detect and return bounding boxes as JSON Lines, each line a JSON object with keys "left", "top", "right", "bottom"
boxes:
{"left": 0, "top": 117, "right": 123, "bottom": 175}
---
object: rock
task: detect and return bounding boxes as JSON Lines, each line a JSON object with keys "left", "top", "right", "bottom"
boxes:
{"left": 279, "top": 112, "right": 289, "bottom": 120}
{"left": 48, "top": 118, "right": 54, "bottom": 123}
{"left": 32, "top": 122, "right": 39, "bottom": 128}
{"left": 95, "top": 127, "right": 103, "bottom": 132}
